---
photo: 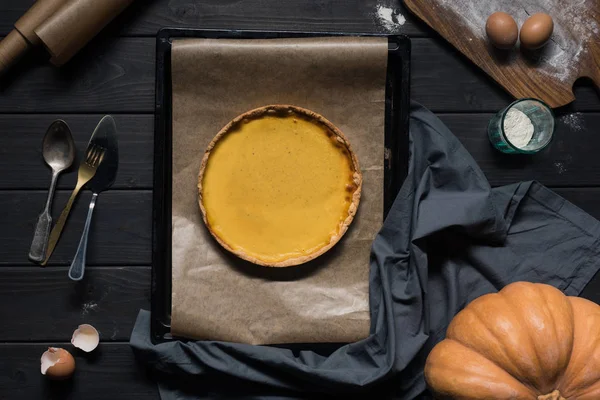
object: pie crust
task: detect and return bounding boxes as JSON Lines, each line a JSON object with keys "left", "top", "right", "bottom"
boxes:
{"left": 198, "top": 105, "right": 362, "bottom": 267}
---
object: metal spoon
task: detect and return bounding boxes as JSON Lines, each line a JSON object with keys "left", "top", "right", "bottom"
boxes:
{"left": 28, "top": 120, "right": 75, "bottom": 263}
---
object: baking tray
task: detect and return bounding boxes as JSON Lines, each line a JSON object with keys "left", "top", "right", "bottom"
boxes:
{"left": 152, "top": 28, "right": 411, "bottom": 343}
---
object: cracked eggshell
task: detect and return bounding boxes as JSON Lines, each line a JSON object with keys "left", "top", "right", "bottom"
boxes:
{"left": 41, "top": 347, "right": 75, "bottom": 379}
{"left": 71, "top": 324, "right": 100, "bottom": 352}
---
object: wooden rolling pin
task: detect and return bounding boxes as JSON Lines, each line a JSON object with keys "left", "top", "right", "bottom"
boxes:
{"left": 35, "top": 0, "right": 136, "bottom": 66}
{"left": 0, "top": 0, "right": 69, "bottom": 75}
{"left": 0, "top": 0, "right": 135, "bottom": 75}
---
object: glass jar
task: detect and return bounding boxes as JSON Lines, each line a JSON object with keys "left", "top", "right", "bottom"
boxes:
{"left": 488, "top": 98, "right": 555, "bottom": 154}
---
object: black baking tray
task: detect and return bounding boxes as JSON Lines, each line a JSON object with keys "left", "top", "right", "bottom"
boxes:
{"left": 152, "top": 28, "right": 411, "bottom": 343}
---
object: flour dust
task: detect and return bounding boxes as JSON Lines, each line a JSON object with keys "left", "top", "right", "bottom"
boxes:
{"left": 374, "top": 3, "right": 406, "bottom": 33}
{"left": 434, "top": 0, "right": 599, "bottom": 82}
{"left": 559, "top": 113, "right": 585, "bottom": 132}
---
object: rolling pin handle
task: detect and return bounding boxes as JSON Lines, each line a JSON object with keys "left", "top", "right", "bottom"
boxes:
{"left": 0, "top": 29, "right": 30, "bottom": 77}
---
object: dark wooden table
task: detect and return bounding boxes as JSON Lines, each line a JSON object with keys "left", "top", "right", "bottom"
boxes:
{"left": 0, "top": 1, "right": 598, "bottom": 398}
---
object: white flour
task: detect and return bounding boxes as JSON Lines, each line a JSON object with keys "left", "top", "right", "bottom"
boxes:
{"left": 554, "top": 161, "right": 567, "bottom": 174}
{"left": 504, "top": 108, "right": 534, "bottom": 148}
{"left": 435, "top": 0, "right": 599, "bottom": 82}
{"left": 375, "top": 4, "right": 406, "bottom": 32}
{"left": 559, "top": 112, "right": 584, "bottom": 132}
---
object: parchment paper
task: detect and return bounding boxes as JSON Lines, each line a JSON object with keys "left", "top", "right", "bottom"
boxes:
{"left": 170, "top": 37, "right": 388, "bottom": 345}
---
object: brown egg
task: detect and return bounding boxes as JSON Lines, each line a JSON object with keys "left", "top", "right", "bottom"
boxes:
{"left": 41, "top": 347, "right": 75, "bottom": 380}
{"left": 520, "top": 13, "right": 554, "bottom": 49}
{"left": 486, "top": 12, "right": 519, "bottom": 49}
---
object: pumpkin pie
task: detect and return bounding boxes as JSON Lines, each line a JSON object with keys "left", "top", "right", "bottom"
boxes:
{"left": 198, "top": 105, "right": 362, "bottom": 267}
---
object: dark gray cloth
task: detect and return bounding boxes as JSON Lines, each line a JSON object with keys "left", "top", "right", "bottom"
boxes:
{"left": 130, "top": 102, "right": 600, "bottom": 399}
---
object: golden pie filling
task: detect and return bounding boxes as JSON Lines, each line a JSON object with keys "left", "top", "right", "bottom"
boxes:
{"left": 199, "top": 105, "right": 362, "bottom": 267}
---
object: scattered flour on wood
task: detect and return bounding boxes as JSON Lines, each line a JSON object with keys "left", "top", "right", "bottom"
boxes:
{"left": 374, "top": 4, "right": 406, "bottom": 32}
{"left": 554, "top": 162, "right": 567, "bottom": 174}
{"left": 559, "top": 113, "right": 585, "bottom": 132}
{"left": 81, "top": 301, "right": 99, "bottom": 316}
{"left": 111, "top": 321, "right": 119, "bottom": 340}
{"left": 434, "top": 0, "right": 599, "bottom": 82}
{"left": 554, "top": 154, "right": 573, "bottom": 174}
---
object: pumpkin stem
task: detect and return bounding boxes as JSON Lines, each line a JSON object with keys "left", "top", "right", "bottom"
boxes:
{"left": 538, "top": 390, "right": 566, "bottom": 400}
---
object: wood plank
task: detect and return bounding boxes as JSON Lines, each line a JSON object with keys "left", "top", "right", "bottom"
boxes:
{"left": 411, "top": 39, "right": 600, "bottom": 112}
{"left": 0, "top": 37, "right": 155, "bottom": 113}
{"left": 2, "top": 111, "right": 600, "bottom": 190}
{"left": 0, "top": 188, "right": 596, "bottom": 339}
{"left": 439, "top": 112, "right": 600, "bottom": 187}
{"left": 0, "top": 267, "right": 149, "bottom": 342}
{"left": 405, "top": 0, "right": 600, "bottom": 108}
{"left": 0, "top": 190, "right": 151, "bottom": 265}
{"left": 0, "top": 114, "right": 153, "bottom": 189}
{"left": 0, "top": 0, "right": 426, "bottom": 37}
{"left": 0, "top": 341, "right": 301, "bottom": 399}
{"left": 0, "top": 343, "right": 158, "bottom": 399}
{"left": 0, "top": 263, "right": 595, "bottom": 343}
{"left": 2, "top": 186, "right": 597, "bottom": 269}
{"left": 1, "top": 37, "right": 598, "bottom": 113}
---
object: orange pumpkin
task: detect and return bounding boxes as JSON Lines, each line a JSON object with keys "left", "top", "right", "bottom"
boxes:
{"left": 425, "top": 282, "right": 600, "bottom": 400}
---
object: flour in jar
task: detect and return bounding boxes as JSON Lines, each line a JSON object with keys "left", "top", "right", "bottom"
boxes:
{"left": 504, "top": 108, "right": 534, "bottom": 148}
{"left": 435, "top": 0, "right": 599, "bottom": 82}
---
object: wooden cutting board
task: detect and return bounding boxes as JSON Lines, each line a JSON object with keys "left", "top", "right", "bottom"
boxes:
{"left": 404, "top": 0, "right": 600, "bottom": 108}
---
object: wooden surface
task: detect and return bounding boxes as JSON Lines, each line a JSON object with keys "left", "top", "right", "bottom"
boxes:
{"left": 404, "top": 0, "right": 600, "bottom": 108}
{"left": 0, "top": 0, "right": 598, "bottom": 398}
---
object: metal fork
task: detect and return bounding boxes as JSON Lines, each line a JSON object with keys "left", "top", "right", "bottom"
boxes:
{"left": 42, "top": 144, "right": 105, "bottom": 265}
